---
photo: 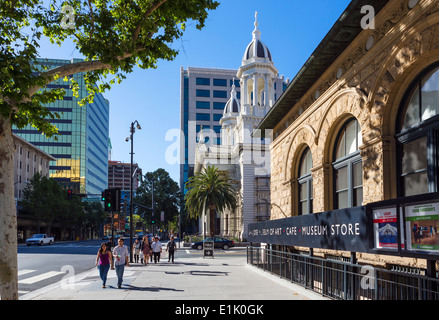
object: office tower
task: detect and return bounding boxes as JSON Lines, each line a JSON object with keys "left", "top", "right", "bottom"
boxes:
{"left": 13, "top": 58, "right": 110, "bottom": 196}
{"left": 108, "top": 160, "right": 142, "bottom": 191}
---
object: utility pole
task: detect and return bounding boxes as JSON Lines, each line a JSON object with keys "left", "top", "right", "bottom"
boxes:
{"left": 152, "top": 180, "right": 155, "bottom": 234}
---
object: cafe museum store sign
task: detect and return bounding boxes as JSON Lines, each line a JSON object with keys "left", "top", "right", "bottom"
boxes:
{"left": 248, "top": 206, "right": 369, "bottom": 253}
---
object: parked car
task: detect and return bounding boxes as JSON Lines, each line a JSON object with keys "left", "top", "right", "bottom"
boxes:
{"left": 26, "top": 234, "right": 54, "bottom": 246}
{"left": 191, "top": 237, "right": 235, "bottom": 250}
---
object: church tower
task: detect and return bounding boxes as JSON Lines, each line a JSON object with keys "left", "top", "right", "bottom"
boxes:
{"left": 195, "top": 12, "right": 284, "bottom": 240}
{"left": 238, "top": 12, "right": 279, "bottom": 117}
{"left": 219, "top": 81, "right": 240, "bottom": 146}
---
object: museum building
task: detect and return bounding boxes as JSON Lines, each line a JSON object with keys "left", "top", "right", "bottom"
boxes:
{"left": 249, "top": 0, "right": 439, "bottom": 281}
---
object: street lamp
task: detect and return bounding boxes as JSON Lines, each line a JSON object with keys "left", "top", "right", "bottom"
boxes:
{"left": 126, "top": 120, "right": 141, "bottom": 263}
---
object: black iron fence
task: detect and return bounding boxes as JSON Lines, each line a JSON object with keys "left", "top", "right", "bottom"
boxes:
{"left": 247, "top": 247, "right": 439, "bottom": 300}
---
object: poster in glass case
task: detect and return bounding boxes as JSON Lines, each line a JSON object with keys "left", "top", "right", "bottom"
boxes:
{"left": 373, "top": 207, "right": 401, "bottom": 250}
{"left": 405, "top": 202, "right": 439, "bottom": 252}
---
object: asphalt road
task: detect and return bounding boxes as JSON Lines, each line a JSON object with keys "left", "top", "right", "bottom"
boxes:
{"left": 17, "top": 239, "right": 246, "bottom": 298}
{"left": 17, "top": 240, "right": 101, "bottom": 297}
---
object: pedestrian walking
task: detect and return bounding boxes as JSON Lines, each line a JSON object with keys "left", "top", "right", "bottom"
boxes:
{"left": 149, "top": 236, "right": 153, "bottom": 263}
{"left": 133, "top": 238, "right": 141, "bottom": 263}
{"left": 151, "top": 236, "right": 162, "bottom": 263}
{"left": 96, "top": 243, "right": 113, "bottom": 288}
{"left": 141, "top": 235, "right": 151, "bottom": 265}
{"left": 113, "top": 238, "right": 129, "bottom": 288}
{"left": 166, "top": 236, "right": 177, "bottom": 263}
{"left": 106, "top": 236, "right": 114, "bottom": 253}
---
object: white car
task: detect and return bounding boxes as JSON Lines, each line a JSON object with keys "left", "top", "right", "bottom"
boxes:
{"left": 26, "top": 234, "right": 54, "bottom": 246}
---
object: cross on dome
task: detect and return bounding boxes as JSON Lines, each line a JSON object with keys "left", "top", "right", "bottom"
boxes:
{"left": 253, "top": 11, "right": 261, "bottom": 40}
{"left": 243, "top": 11, "right": 272, "bottom": 63}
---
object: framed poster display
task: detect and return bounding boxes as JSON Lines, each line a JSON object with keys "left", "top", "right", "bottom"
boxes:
{"left": 405, "top": 202, "right": 439, "bottom": 253}
{"left": 372, "top": 206, "right": 403, "bottom": 250}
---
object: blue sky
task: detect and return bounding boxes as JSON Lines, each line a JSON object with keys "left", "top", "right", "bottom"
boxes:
{"left": 36, "top": 0, "right": 351, "bottom": 184}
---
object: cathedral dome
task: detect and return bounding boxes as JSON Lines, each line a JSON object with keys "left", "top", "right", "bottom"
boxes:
{"left": 242, "top": 12, "right": 272, "bottom": 63}
{"left": 223, "top": 82, "right": 240, "bottom": 115}
{"left": 244, "top": 39, "right": 272, "bottom": 62}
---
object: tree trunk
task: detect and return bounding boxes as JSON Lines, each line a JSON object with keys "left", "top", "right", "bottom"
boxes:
{"left": 209, "top": 208, "right": 215, "bottom": 237}
{"left": 0, "top": 114, "right": 18, "bottom": 300}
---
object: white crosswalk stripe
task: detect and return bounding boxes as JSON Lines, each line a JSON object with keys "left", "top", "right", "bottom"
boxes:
{"left": 18, "top": 269, "right": 37, "bottom": 277}
{"left": 19, "top": 271, "right": 64, "bottom": 284}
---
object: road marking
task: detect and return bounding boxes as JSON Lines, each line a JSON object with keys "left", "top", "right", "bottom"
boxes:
{"left": 19, "top": 271, "right": 64, "bottom": 284}
{"left": 18, "top": 269, "right": 36, "bottom": 277}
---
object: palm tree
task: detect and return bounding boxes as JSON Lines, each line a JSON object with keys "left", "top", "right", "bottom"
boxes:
{"left": 185, "top": 166, "right": 237, "bottom": 237}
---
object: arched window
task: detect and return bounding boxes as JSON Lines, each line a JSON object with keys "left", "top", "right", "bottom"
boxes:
{"left": 397, "top": 63, "right": 439, "bottom": 196}
{"left": 333, "top": 119, "right": 363, "bottom": 209}
{"left": 298, "top": 147, "right": 313, "bottom": 215}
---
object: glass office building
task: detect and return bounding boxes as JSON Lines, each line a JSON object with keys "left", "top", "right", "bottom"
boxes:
{"left": 13, "top": 58, "right": 110, "bottom": 196}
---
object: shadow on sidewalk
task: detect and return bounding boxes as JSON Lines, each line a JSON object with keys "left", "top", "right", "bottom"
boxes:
{"left": 124, "top": 284, "right": 184, "bottom": 292}
{"left": 165, "top": 270, "right": 229, "bottom": 277}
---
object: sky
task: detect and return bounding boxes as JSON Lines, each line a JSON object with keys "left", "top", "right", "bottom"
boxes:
{"left": 35, "top": 0, "right": 352, "bottom": 185}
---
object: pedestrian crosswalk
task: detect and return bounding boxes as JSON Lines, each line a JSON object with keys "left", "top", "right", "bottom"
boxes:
{"left": 19, "top": 271, "right": 64, "bottom": 284}
{"left": 18, "top": 268, "right": 136, "bottom": 290}
{"left": 18, "top": 269, "right": 66, "bottom": 295}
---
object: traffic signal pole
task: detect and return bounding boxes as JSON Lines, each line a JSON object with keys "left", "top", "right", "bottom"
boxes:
{"left": 152, "top": 180, "right": 155, "bottom": 233}
{"left": 129, "top": 124, "right": 134, "bottom": 263}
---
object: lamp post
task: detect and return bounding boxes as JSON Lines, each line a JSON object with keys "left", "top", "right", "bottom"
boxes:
{"left": 127, "top": 120, "right": 141, "bottom": 263}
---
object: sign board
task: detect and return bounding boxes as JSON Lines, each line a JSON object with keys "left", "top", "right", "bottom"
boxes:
{"left": 248, "top": 206, "right": 369, "bottom": 253}
{"left": 203, "top": 241, "right": 214, "bottom": 258}
{"left": 405, "top": 202, "right": 439, "bottom": 253}
{"left": 372, "top": 206, "right": 403, "bottom": 250}
{"left": 82, "top": 197, "right": 101, "bottom": 202}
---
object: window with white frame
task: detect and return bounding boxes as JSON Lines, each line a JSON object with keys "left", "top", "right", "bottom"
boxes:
{"left": 298, "top": 147, "right": 313, "bottom": 215}
{"left": 333, "top": 119, "right": 363, "bottom": 209}
{"left": 397, "top": 63, "right": 439, "bottom": 196}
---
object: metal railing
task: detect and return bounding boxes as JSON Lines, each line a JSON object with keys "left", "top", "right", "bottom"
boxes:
{"left": 247, "top": 247, "right": 439, "bottom": 300}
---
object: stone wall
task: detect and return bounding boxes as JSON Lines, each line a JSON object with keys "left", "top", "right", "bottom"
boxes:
{"left": 269, "top": 0, "right": 439, "bottom": 268}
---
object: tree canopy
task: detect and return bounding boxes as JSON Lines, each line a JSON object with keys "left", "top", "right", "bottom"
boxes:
{"left": 135, "top": 168, "right": 181, "bottom": 232}
{"left": 22, "top": 173, "right": 106, "bottom": 237}
{"left": 1, "top": 0, "right": 219, "bottom": 135}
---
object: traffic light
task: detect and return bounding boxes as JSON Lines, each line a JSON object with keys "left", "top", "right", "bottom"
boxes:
{"left": 113, "top": 188, "right": 121, "bottom": 212}
{"left": 103, "top": 189, "right": 112, "bottom": 212}
{"left": 102, "top": 188, "right": 121, "bottom": 212}
{"left": 67, "top": 190, "right": 72, "bottom": 199}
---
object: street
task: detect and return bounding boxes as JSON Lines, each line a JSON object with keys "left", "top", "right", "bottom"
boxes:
{"left": 17, "top": 239, "right": 247, "bottom": 298}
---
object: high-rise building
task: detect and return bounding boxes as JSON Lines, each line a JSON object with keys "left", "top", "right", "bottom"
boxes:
{"left": 108, "top": 160, "right": 142, "bottom": 191}
{"left": 13, "top": 58, "right": 110, "bottom": 196}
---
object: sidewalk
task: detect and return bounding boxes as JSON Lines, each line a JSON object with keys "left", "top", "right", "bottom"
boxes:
{"left": 21, "top": 254, "right": 328, "bottom": 301}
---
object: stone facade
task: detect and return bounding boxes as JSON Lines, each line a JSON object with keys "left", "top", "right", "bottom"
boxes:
{"left": 269, "top": 0, "right": 439, "bottom": 268}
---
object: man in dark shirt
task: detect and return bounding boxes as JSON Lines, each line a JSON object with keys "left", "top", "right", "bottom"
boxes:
{"left": 166, "top": 236, "right": 177, "bottom": 263}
